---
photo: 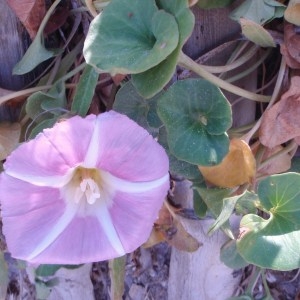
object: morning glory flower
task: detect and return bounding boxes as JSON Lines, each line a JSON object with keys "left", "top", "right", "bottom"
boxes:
{"left": 0, "top": 111, "right": 169, "bottom": 264}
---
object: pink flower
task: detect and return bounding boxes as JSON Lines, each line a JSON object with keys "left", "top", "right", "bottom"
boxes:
{"left": 0, "top": 111, "right": 169, "bottom": 264}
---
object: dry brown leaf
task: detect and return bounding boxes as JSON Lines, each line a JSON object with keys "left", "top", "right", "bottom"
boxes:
{"left": 280, "top": 23, "right": 300, "bottom": 69}
{"left": 0, "top": 122, "right": 21, "bottom": 160}
{"left": 143, "top": 203, "right": 201, "bottom": 252}
{"left": 260, "top": 76, "right": 300, "bottom": 148}
{"left": 294, "top": 136, "right": 300, "bottom": 145}
{"left": 280, "top": 43, "right": 300, "bottom": 69}
{"left": 7, "top": 0, "right": 46, "bottom": 40}
{"left": 198, "top": 139, "right": 256, "bottom": 188}
{"left": 252, "top": 143, "right": 292, "bottom": 176}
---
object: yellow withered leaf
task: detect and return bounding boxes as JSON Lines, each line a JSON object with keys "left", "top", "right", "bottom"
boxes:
{"left": 0, "top": 122, "right": 21, "bottom": 160}
{"left": 198, "top": 139, "right": 256, "bottom": 188}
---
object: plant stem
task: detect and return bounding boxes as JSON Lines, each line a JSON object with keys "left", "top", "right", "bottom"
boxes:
{"left": 245, "top": 266, "right": 262, "bottom": 295}
{"left": 109, "top": 256, "right": 126, "bottom": 300}
{"left": 200, "top": 45, "right": 258, "bottom": 74}
{"left": 261, "top": 270, "right": 272, "bottom": 298}
{"left": 178, "top": 51, "right": 271, "bottom": 102}
{"left": 86, "top": 0, "right": 98, "bottom": 17}
{"left": 226, "top": 49, "right": 271, "bottom": 83}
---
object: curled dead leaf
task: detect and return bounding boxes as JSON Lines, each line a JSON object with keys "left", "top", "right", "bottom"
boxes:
{"left": 252, "top": 143, "right": 293, "bottom": 176}
{"left": 280, "top": 23, "right": 300, "bottom": 69}
{"left": 7, "top": 0, "right": 46, "bottom": 40}
{"left": 0, "top": 122, "right": 21, "bottom": 160}
{"left": 260, "top": 76, "right": 300, "bottom": 148}
{"left": 199, "top": 139, "right": 256, "bottom": 188}
{"left": 143, "top": 203, "right": 201, "bottom": 252}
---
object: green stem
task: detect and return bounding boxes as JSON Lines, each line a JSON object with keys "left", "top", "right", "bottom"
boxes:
{"left": 226, "top": 49, "right": 271, "bottom": 83}
{"left": 37, "top": 0, "right": 62, "bottom": 36}
{"left": 261, "top": 270, "right": 272, "bottom": 298}
{"left": 245, "top": 266, "right": 262, "bottom": 295}
{"left": 201, "top": 45, "right": 258, "bottom": 74}
{"left": 178, "top": 51, "right": 270, "bottom": 102}
{"left": 109, "top": 256, "right": 126, "bottom": 300}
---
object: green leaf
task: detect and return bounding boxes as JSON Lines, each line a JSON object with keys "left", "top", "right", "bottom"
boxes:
{"left": 235, "top": 191, "right": 258, "bottom": 215}
{"left": 132, "top": 0, "right": 194, "bottom": 98}
{"left": 208, "top": 193, "right": 244, "bottom": 235}
{"left": 26, "top": 82, "right": 67, "bottom": 120}
{"left": 193, "top": 188, "right": 208, "bottom": 218}
{"left": 36, "top": 264, "right": 83, "bottom": 277}
{"left": 158, "top": 126, "right": 202, "bottom": 180}
{"left": 13, "top": 37, "right": 59, "bottom": 75}
{"left": 157, "top": 79, "right": 232, "bottom": 165}
{"left": 194, "top": 186, "right": 234, "bottom": 238}
{"left": 220, "top": 240, "right": 249, "bottom": 269}
{"left": 71, "top": 64, "right": 99, "bottom": 116}
{"left": 29, "top": 118, "right": 58, "bottom": 139}
{"left": 230, "top": 0, "right": 285, "bottom": 25}
{"left": 13, "top": 0, "right": 62, "bottom": 75}
{"left": 197, "top": 0, "right": 234, "bottom": 9}
{"left": 83, "top": 0, "right": 179, "bottom": 75}
{"left": 38, "top": 39, "right": 84, "bottom": 85}
{"left": 237, "top": 173, "right": 300, "bottom": 270}
{"left": 240, "top": 18, "right": 276, "bottom": 48}
{"left": 113, "top": 80, "right": 162, "bottom": 135}
{"left": 289, "top": 157, "right": 300, "bottom": 172}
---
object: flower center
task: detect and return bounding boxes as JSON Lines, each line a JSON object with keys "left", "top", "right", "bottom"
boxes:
{"left": 63, "top": 167, "right": 103, "bottom": 206}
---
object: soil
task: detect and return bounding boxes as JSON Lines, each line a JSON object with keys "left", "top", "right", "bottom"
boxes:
{"left": 5, "top": 241, "right": 300, "bottom": 299}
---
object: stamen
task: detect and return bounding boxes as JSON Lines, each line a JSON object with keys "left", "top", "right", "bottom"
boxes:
{"left": 80, "top": 178, "right": 101, "bottom": 205}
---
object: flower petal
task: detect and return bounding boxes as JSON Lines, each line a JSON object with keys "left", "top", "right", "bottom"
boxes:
{"left": 0, "top": 174, "right": 67, "bottom": 260}
{"left": 42, "top": 114, "right": 96, "bottom": 166}
{"left": 0, "top": 174, "right": 124, "bottom": 263}
{"left": 88, "top": 111, "right": 169, "bottom": 181}
{"left": 4, "top": 132, "right": 71, "bottom": 183}
{"left": 109, "top": 182, "right": 170, "bottom": 252}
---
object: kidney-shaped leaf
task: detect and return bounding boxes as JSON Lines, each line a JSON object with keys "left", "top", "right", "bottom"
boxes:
{"left": 113, "top": 80, "right": 162, "bottom": 131}
{"left": 157, "top": 79, "right": 232, "bottom": 165}
{"left": 83, "top": 0, "right": 179, "bottom": 75}
{"left": 237, "top": 173, "right": 300, "bottom": 270}
{"left": 132, "top": 0, "right": 194, "bottom": 98}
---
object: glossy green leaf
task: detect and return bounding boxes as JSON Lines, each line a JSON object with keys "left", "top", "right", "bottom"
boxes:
{"left": 71, "top": 64, "right": 99, "bottom": 116}
{"left": 230, "top": 0, "right": 285, "bottom": 25}
{"left": 220, "top": 240, "right": 249, "bottom": 269}
{"left": 237, "top": 173, "right": 300, "bottom": 270}
{"left": 132, "top": 0, "right": 194, "bottom": 98}
{"left": 157, "top": 79, "right": 232, "bottom": 165}
{"left": 83, "top": 0, "right": 179, "bottom": 75}
{"left": 113, "top": 80, "right": 162, "bottom": 135}
{"left": 197, "top": 0, "right": 234, "bottom": 9}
